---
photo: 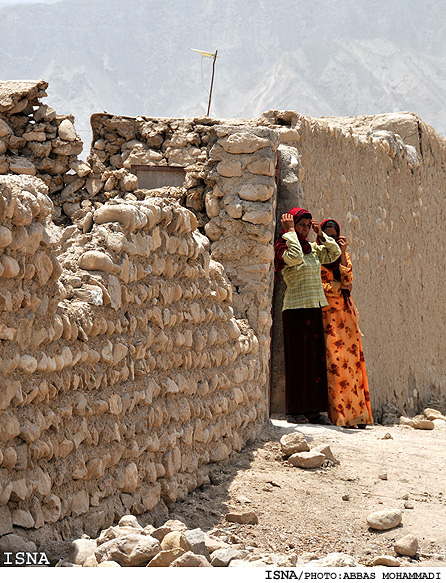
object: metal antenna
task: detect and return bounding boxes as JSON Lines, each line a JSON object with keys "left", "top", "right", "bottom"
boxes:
{"left": 190, "top": 48, "right": 218, "bottom": 116}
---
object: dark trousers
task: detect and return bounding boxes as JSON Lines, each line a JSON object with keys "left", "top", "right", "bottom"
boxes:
{"left": 282, "top": 307, "right": 328, "bottom": 415}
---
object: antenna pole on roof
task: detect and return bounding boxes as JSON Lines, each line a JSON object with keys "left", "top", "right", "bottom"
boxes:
{"left": 189, "top": 48, "right": 219, "bottom": 117}
{"left": 206, "top": 50, "right": 218, "bottom": 117}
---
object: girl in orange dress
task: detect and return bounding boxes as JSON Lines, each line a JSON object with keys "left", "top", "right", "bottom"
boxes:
{"left": 319, "top": 219, "right": 373, "bottom": 428}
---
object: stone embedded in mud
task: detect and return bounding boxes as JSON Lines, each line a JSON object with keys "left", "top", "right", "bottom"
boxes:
{"left": 288, "top": 451, "right": 325, "bottom": 468}
{"left": 225, "top": 510, "right": 259, "bottom": 525}
{"left": 79, "top": 250, "right": 119, "bottom": 274}
{"left": 394, "top": 533, "right": 418, "bottom": 557}
{"left": 220, "top": 132, "right": 270, "bottom": 154}
{"left": 279, "top": 431, "right": 310, "bottom": 455}
{"left": 239, "top": 183, "right": 274, "bottom": 202}
{"left": 0, "top": 533, "right": 36, "bottom": 554}
{"left": 367, "top": 509, "right": 402, "bottom": 530}
{"left": 9, "top": 156, "right": 36, "bottom": 176}
{"left": 58, "top": 119, "right": 77, "bottom": 142}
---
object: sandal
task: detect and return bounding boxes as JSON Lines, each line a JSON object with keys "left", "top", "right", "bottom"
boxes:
{"left": 307, "top": 414, "right": 333, "bottom": 426}
{"left": 287, "top": 414, "right": 309, "bottom": 424}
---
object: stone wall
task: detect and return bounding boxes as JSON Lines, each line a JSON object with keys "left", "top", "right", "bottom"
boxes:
{"left": 0, "top": 80, "right": 84, "bottom": 221}
{"left": 1, "top": 77, "right": 446, "bottom": 548}
{"left": 88, "top": 115, "right": 281, "bottom": 416}
{"left": 0, "top": 173, "right": 266, "bottom": 545}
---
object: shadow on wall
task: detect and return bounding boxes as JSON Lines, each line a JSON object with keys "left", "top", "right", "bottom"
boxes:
{"left": 270, "top": 144, "right": 304, "bottom": 414}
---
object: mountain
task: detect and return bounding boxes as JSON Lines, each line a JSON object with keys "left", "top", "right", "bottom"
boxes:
{"left": 1, "top": 0, "right": 445, "bottom": 151}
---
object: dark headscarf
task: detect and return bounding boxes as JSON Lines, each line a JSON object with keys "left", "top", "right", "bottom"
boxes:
{"left": 274, "top": 207, "right": 312, "bottom": 272}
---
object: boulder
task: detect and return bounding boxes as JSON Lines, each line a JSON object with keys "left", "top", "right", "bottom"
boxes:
{"left": 98, "top": 561, "right": 121, "bottom": 567}
{"left": 367, "top": 509, "right": 402, "bottom": 531}
{"left": 161, "top": 530, "right": 188, "bottom": 551}
{"left": 170, "top": 551, "right": 213, "bottom": 567}
{"left": 221, "top": 132, "right": 270, "bottom": 154}
{"left": 151, "top": 519, "right": 187, "bottom": 541}
{"left": 394, "top": 534, "right": 418, "bottom": 557}
{"left": 372, "top": 556, "right": 401, "bottom": 567}
{"left": 225, "top": 510, "right": 259, "bottom": 525}
{"left": 58, "top": 119, "right": 77, "bottom": 142}
{"left": 279, "top": 431, "right": 310, "bottom": 455}
{"left": 147, "top": 548, "right": 185, "bottom": 567}
{"left": 118, "top": 515, "right": 143, "bottom": 531}
{"left": 423, "top": 408, "right": 446, "bottom": 421}
{"left": 183, "top": 528, "right": 210, "bottom": 559}
{"left": 70, "top": 537, "right": 97, "bottom": 566}
{"left": 312, "top": 444, "right": 339, "bottom": 465}
{"left": 95, "top": 534, "right": 161, "bottom": 566}
{"left": 289, "top": 451, "right": 325, "bottom": 468}
{"left": 210, "top": 548, "right": 246, "bottom": 566}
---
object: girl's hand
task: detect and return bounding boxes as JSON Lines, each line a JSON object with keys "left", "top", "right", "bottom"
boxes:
{"left": 311, "top": 219, "right": 322, "bottom": 236}
{"left": 281, "top": 213, "right": 295, "bottom": 232}
{"left": 337, "top": 236, "right": 349, "bottom": 252}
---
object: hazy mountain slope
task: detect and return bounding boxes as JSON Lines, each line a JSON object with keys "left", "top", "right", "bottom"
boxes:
{"left": 0, "top": 0, "right": 445, "bottom": 148}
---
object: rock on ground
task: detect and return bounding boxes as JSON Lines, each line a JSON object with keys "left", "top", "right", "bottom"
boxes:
{"left": 394, "top": 534, "right": 418, "bottom": 557}
{"left": 367, "top": 509, "right": 402, "bottom": 530}
{"left": 279, "top": 431, "right": 309, "bottom": 455}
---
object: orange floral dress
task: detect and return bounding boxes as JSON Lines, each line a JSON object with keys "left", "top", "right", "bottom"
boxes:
{"left": 321, "top": 253, "right": 373, "bottom": 427}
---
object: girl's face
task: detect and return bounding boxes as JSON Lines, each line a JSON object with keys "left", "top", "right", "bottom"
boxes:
{"left": 322, "top": 226, "right": 338, "bottom": 239}
{"left": 295, "top": 217, "right": 311, "bottom": 238}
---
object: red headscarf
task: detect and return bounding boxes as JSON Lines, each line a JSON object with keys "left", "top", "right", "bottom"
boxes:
{"left": 274, "top": 207, "right": 312, "bottom": 272}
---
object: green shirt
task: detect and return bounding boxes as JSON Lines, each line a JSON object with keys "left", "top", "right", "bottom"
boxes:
{"left": 281, "top": 231, "right": 341, "bottom": 311}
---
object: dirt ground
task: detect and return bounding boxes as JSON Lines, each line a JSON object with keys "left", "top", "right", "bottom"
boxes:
{"left": 168, "top": 417, "right": 446, "bottom": 567}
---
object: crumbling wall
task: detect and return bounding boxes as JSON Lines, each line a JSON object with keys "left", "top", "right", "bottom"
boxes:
{"left": 87, "top": 113, "right": 214, "bottom": 227}
{"left": 0, "top": 174, "right": 265, "bottom": 545}
{"left": 88, "top": 115, "right": 281, "bottom": 415}
{"left": 0, "top": 80, "right": 84, "bottom": 217}
{"left": 262, "top": 110, "right": 446, "bottom": 418}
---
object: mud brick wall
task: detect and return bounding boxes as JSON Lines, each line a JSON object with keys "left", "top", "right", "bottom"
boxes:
{"left": 0, "top": 174, "right": 265, "bottom": 545}
{"left": 261, "top": 109, "right": 446, "bottom": 418}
